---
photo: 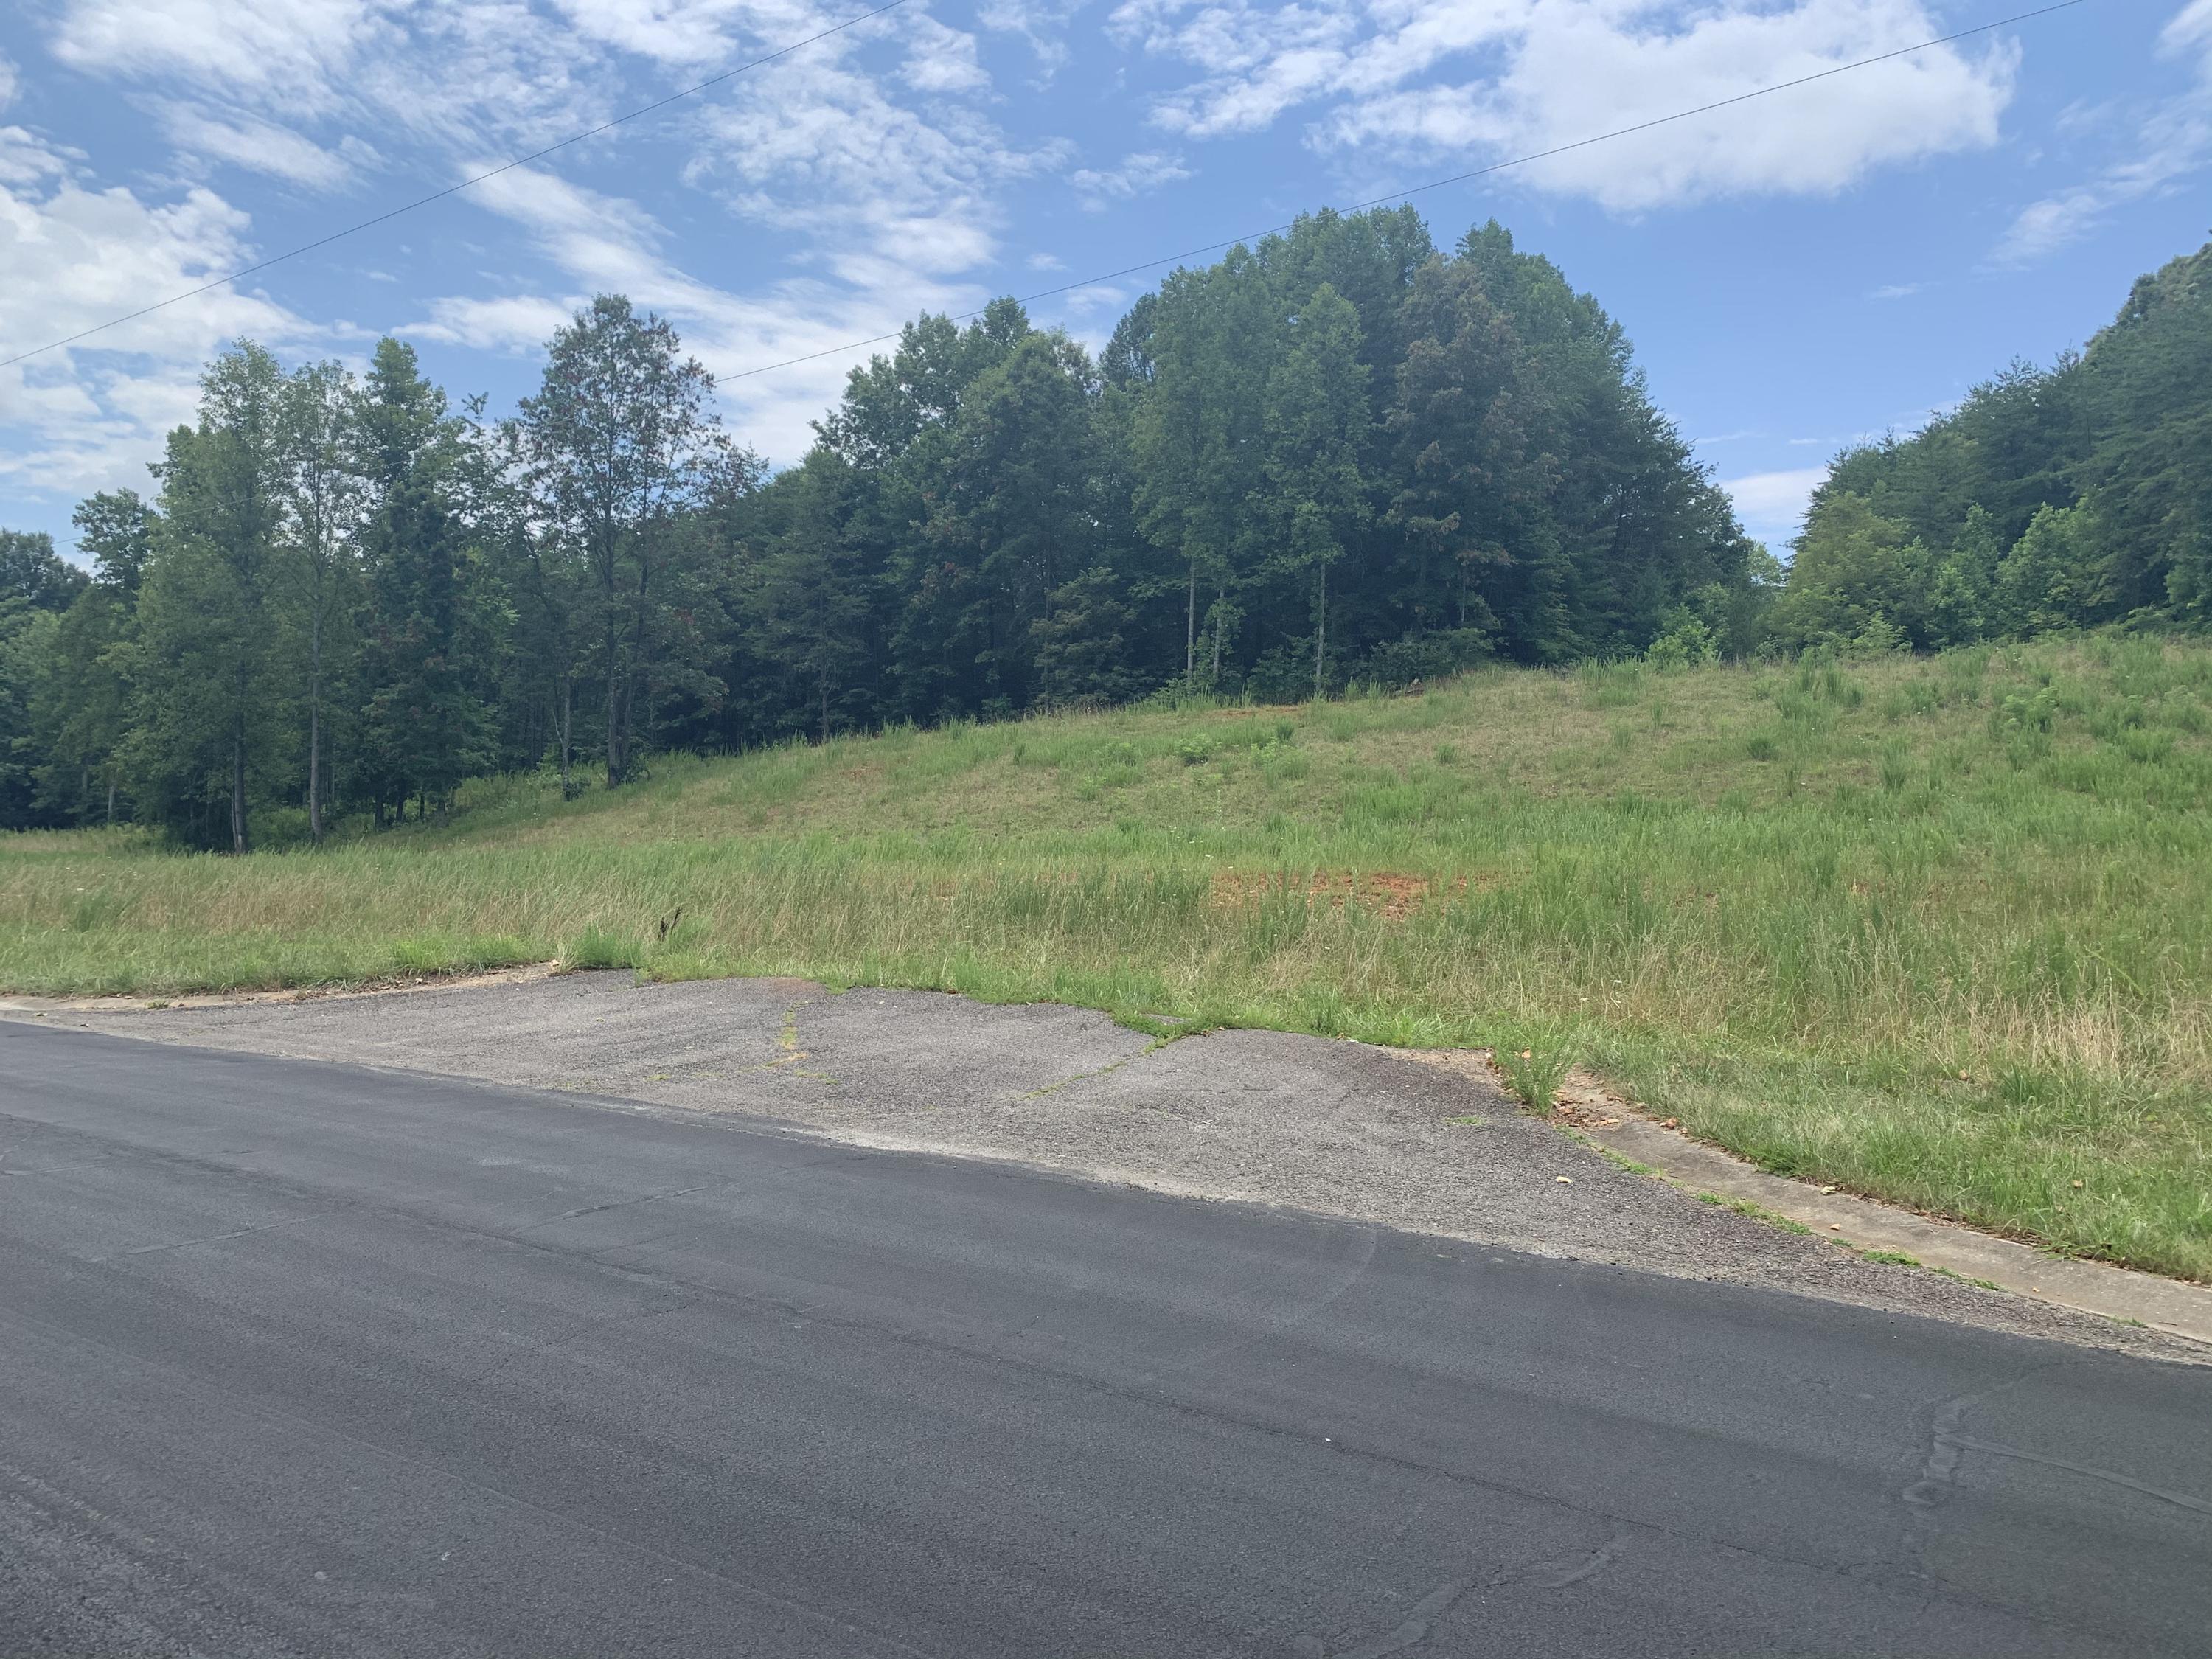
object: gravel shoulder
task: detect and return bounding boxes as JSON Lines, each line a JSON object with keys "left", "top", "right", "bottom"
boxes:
{"left": 5, "top": 970, "right": 2199, "bottom": 1362}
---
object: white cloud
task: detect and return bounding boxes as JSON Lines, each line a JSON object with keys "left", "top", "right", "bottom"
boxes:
{"left": 1868, "top": 282, "right": 1921, "bottom": 301}
{"left": 38, "top": 0, "right": 1057, "bottom": 467}
{"left": 156, "top": 105, "right": 361, "bottom": 189}
{"left": 0, "top": 128, "right": 313, "bottom": 501}
{"left": 49, "top": 0, "right": 378, "bottom": 112}
{"left": 1026, "top": 251, "right": 1067, "bottom": 270}
{"left": 429, "top": 165, "right": 986, "bottom": 463}
{"left": 978, "top": 0, "right": 1086, "bottom": 75}
{"left": 902, "top": 14, "right": 990, "bottom": 94}
{"left": 1994, "top": 2, "right": 2212, "bottom": 264}
{"left": 1071, "top": 150, "right": 1194, "bottom": 209}
{"left": 1722, "top": 465, "right": 1826, "bottom": 545}
{"left": 684, "top": 47, "right": 1067, "bottom": 291}
{"left": 0, "top": 52, "right": 19, "bottom": 114}
{"left": 406, "top": 292, "right": 581, "bottom": 355}
{"left": 1111, "top": 0, "right": 2014, "bottom": 211}
{"left": 1058, "top": 283, "right": 1129, "bottom": 314}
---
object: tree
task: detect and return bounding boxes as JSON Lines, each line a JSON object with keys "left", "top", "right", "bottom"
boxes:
{"left": 1994, "top": 504, "right": 2092, "bottom": 639}
{"left": 276, "top": 359, "right": 366, "bottom": 840}
{"left": 1260, "top": 284, "right": 1371, "bottom": 695}
{"left": 1032, "top": 566, "right": 1143, "bottom": 706}
{"left": 31, "top": 494, "right": 152, "bottom": 823}
{"left": 520, "top": 296, "right": 736, "bottom": 787}
{"left": 0, "top": 529, "right": 87, "bottom": 613}
{"left": 347, "top": 341, "right": 501, "bottom": 819}
{"left": 471, "top": 411, "right": 585, "bottom": 796}
{"left": 1386, "top": 257, "right": 1540, "bottom": 658}
{"left": 0, "top": 530, "right": 83, "bottom": 828}
{"left": 135, "top": 342, "right": 290, "bottom": 852}
{"left": 921, "top": 330, "right": 1102, "bottom": 713}
{"left": 755, "top": 448, "right": 871, "bottom": 742}
{"left": 1771, "top": 492, "right": 1921, "bottom": 650}
{"left": 1131, "top": 252, "right": 1276, "bottom": 684}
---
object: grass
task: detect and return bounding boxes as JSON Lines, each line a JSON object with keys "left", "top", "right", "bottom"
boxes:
{"left": 4, "top": 635, "right": 2211, "bottom": 1279}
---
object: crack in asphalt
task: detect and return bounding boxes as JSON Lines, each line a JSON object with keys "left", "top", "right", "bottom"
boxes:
{"left": 1948, "top": 1436, "right": 2212, "bottom": 1514}
{"left": 511, "top": 1181, "right": 726, "bottom": 1234}
{"left": 1324, "top": 1530, "right": 1634, "bottom": 1658}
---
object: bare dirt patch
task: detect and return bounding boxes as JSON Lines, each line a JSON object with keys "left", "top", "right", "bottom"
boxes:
{"left": 1210, "top": 869, "right": 1483, "bottom": 920}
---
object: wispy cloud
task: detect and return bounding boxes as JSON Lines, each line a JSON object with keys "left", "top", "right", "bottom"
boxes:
{"left": 1995, "top": 0, "right": 2212, "bottom": 263}
{"left": 34, "top": 0, "right": 1066, "bottom": 465}
{"left": 1070, "top": 150, "right": 1194, "bottom": 209}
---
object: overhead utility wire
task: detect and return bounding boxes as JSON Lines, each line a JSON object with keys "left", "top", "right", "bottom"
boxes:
{"left": 720, "top": 0, "right": 2093, "bottom": 383}
{"left": 0, "top": 0, "right": 915, "bottom": 369}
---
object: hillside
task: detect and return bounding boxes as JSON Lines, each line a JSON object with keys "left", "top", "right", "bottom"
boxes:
{"left": 1781, "top": 236, "right": 2212, "bottom": 648}
{"left": 4, "top": 637, "right": 2211, "bottom": 1280}
{"left": 1, "top": 209, "right": 1764, "bottom": 846}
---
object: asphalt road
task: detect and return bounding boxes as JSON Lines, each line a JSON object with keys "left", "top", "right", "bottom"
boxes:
{"left": 3, "top": 1024, "right": 2207, "bottom": 1658}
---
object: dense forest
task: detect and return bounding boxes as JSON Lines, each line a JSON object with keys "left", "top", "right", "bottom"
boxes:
{"left": 1778, "top": 236, "right": 2212, "bottom": 650}
{"left": 0, "top": 209, "right": 1773, "bottom": 844}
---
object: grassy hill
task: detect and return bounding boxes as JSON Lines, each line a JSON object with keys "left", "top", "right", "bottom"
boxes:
{"left": 5, "top": 634, "right": 2211, "bottom": 1281}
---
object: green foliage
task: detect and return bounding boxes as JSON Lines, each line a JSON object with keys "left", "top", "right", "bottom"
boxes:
{"left": 1790, "top": 236, "right": 2212, "bottom": 646}
{"left": 1645, "top": 605, "right": 1719, "bottom": 669}
{"left": 2, "top": 207, "right": 1778, "bottom": 849}
{"left": 1495, "top": 1035, "right": 1578, "bottom": 1110}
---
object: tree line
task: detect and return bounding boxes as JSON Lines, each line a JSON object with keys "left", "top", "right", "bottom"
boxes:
{"left": 0, "top": 209, "right": 1772, "bottom": 844}
{"left": 1776, "top": 235, "right": 2212, "bottom": 651}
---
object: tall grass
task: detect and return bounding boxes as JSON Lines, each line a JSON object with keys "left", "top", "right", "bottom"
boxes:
{"left": 4, "top": 636, "right": 2209, "bottom": 1279}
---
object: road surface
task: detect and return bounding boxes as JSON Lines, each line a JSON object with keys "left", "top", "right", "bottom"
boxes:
{"left": 3, "top": 1023, "right": 2207, "bottom": 1657}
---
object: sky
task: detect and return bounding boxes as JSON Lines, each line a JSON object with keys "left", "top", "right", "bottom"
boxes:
{"left": 1, "top": 0, "right": 2208, "bottom": 561}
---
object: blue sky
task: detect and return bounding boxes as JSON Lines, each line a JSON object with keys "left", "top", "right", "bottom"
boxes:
{"left": 1, "top": 0, "right": 2208, "bottom": 560}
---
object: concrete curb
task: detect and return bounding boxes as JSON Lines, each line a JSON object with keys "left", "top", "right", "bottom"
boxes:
{"left": 1579, "top": 1115, "right": 2212, "bottom": 1348}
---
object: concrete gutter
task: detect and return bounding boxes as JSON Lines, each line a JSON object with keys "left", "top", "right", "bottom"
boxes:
{"left": 1574, "top": 1111, "right": 2212, "bottom": 1349}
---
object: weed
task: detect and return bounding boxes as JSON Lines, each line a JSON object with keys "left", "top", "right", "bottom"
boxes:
{"left": 1496, "top": 1036, "right": 1577, "bottom": 1110}
{"left": 1695, "top": 1193, "right": 1818, "bottom": 1237}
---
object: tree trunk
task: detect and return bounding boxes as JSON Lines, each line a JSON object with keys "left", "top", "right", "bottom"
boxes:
{"left": 307, "top": 610, "right": 324, "bottom": 844}
{"left": 105, "top": 771, "right": 116, "bottom": 827}
{"left": 819, "top": 675, "right": 830, "bottom": 745}
{"left": 558, "top": 673, "right": 574, "bottom": 795}
{"left": 605, "top": 614, "right": 624, "bottom": 788}
{"left": 1209, "top": 582, "right": 1225, "bottom": 684}
{"left": 1313, "top": 561, "right": 1326, "bottom": 700}
{"left": 1185, "top": 555, "right": 1197, "bottom": 684}
{"left": 229, "top": 719, "right": 249, "bottom": 855}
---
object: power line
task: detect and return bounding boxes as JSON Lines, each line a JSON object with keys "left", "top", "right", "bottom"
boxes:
{"left": 0, "top": 0, "right": 915, "bottom": 370}
{"left": 720, "top": 0, "right": 2093, "bottom": 383}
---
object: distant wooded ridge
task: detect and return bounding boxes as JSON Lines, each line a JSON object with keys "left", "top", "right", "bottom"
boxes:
{"left": 1779, "top": 238, "right": 2212, "bottom": 653}
{"left": 0, "top": 210, "right": 2202, "bottom": 846}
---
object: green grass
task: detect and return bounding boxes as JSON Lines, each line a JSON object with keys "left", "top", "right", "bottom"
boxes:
{"left": 4, "top": 635, "right": 2211, "bottom": 1279}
